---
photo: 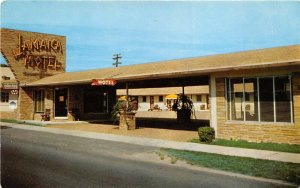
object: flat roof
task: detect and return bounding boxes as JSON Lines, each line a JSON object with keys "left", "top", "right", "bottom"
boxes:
{"left": 25, "top": 44, "right": 300, "bottom": 87}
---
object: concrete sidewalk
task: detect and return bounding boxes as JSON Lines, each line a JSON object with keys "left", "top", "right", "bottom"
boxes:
{"left": 1, "top": 122, "right": 300, "bottom": 164}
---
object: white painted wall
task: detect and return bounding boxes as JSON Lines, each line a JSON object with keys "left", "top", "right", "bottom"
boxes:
{"left": 0, "top": 93, "right": 18, "bottom": 112}
{"left": 137, "top": 96, "right": 168, "bottom": 111}
{"left": 136, "top": 94, "right": 209, "bottom": 111}
{"left": 138, "top": 96, "right": 149, "bottom": 111}
{"left": 154, "top": 96, "right": 166, "bottom": 110}
{"left": 190, "top": 94, "right": 209, "bottom": 111}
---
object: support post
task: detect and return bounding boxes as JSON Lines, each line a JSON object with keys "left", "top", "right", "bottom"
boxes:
{"left": 126, "top": 82, "right": 129, "bottom": 110}
{"left": 210, "top": 76, "right": 217, "bottom": 137}
{"left": 126, "top": 82, "right": 129, "bottom": 101}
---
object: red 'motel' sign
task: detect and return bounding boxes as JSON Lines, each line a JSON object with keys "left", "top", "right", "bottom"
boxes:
{"left": 91, "top": 79, "right": 117, "bottom": 86}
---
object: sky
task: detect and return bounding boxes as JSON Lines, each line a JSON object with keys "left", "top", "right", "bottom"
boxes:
{"left": 1, "top": 1, "right": 300, "bottom": 72}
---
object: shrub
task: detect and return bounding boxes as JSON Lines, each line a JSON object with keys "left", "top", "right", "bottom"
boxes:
{"left": 198, "top": 127, "right": 215, "bottom": 143}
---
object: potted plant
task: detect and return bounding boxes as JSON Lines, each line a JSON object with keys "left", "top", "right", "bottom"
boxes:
{"left": 111, "top": 97, "right": 136, "bottom": 130}
{"left": 172, "top": 94, "right": 195, "bottom": 125}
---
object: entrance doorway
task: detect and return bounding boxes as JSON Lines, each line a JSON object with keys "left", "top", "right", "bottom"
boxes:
{"left": 55, "top": 88, "right": 68, "bottom": 118}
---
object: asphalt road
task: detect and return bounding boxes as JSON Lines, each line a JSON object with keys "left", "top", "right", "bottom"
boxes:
{"left": 1, "top": 126, "right": 293, "bottom": 188}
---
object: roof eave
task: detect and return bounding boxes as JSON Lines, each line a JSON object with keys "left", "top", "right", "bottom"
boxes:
{"left": 23, "top": 59, "right": 300, "bottom": 87}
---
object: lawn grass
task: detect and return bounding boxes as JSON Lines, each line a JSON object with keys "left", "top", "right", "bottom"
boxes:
{"left": 190, "top": 138, "right": 300, "bottom": 154}
{"left": 0, "top": 118, "right": 44, "bottom": 126}
{"left": 161, "top": 148, "right": 300, "bottom": 185}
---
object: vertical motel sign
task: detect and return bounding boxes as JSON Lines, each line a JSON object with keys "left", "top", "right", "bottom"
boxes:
{"left": 91, "top": 79, "right": 117, "bottom": 86}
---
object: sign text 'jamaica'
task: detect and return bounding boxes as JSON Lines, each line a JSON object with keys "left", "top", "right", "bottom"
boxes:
{"left": 11, "top": 33, "right": 64, "bottom": 70}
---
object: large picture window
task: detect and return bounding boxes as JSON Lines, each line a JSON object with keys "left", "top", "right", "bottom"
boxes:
{"left": 34, "top": 90, "right": 45, "bottom": 113}
{"left": 259, "top": 77, "right": 274, "bottom": 122}
{"left": 84, "top": 89, "right": 107, "bottom": 113}
{"left": 275, "top": 76, "right": 292, "bottom": 122}
{"left": 229, "top": 78, "right": 244, "bottom": 121}
{"left": 244, "top": 78, "right": 259, "bottom": 121}
{"left": 226, "top": 76, "right": 293, "bottom": 123}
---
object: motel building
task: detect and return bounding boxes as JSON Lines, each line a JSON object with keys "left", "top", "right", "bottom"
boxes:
{"left": 1, "top": 28, "right": 300, "bottom": 144}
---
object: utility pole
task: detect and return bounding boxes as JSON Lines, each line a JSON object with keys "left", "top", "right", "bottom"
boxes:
{"left": 112, "top": 54, "right": 122, "bottom": 67}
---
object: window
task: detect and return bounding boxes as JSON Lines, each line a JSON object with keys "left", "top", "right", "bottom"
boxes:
{"left": 142, "top": 96, "right": 147, "bottom": 102}
{"left": 2, "top": 76, "right": 10, "bottom": 80}
{"left": 259, "top": 77, "right": 274, "bottom": 122}
{"left": 226, "top": 76, "right": 293, "bottom": 123}
{"left": 229, "top": 78, "right": 244, "bottom": 121}
{"left": 1, "top": 91, "right": 9, "bottom": 103}
{"left": 196, "top": 95, "right": 202, "bottom": 102}
{"left": 34, "top": 90, "right": 45, "bottom": 113}
{"left": 159, "top": 96, "right": 163, "bottom": 102}
{"left": 244, "top": 78, "right": 258, "bottom": 121}
{"left": 275, "top": 76, "right": 291, "bottom": 122}
{"left": 84, "top": 89, "right": 106, "bottom": 113}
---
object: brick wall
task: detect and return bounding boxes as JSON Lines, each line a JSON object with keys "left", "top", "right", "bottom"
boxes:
{"left": 0, "top": 111, "right": 17, "bottom": 119}
{"left": 18, "top": 87, "right": 34, "bottom": 120}
{"left": 218, "top": 123, "right": 300, "bottom": 144}
{"left": 215, "top": 71, "right": 300, "bottom": 144}
{"left": 293, "top": 74, "right": 300, "bottom": 126}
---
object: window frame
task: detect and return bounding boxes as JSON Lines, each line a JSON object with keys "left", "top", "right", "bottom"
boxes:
{"left": 196, "top": 95, "right": 202, "bottom": 102}
{"left": 1, "top": 91, "right": 9, "bottom": 103}
{"left": 34, "top": 89, "right": 45, "bottom": 113}
{"left": 158, "top": 96, "right": 163, "bottom": 102}
{"left": 225, "top": 75, "right": 293, "bottom": 124}
{"left": 142, "top": 96, "right": 147, "bottom": 102}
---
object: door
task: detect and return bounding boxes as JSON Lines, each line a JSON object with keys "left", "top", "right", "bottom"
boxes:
{"left": 55, "top": 88, "right": 68, "bottom": 117}
{"left": 150, "top": 96, "right": 154, "bottom": 110}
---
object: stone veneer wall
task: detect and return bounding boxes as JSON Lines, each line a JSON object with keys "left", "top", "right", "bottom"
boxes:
{"left": 18, "top": 87, "right": 34, "bottom": 120}
{"left": 215, "top": 71, "right": 300, "bottom": 144}
{"left": 0, "top": 111, "right": 18, "bottom": 119}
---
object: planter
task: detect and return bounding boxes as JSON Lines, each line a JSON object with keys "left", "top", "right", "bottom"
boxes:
{"left": 119, "top": 112, "right": 136, "bottom": 130}
{"left": 177, "top": 109, "right": 191, "bottom": 125}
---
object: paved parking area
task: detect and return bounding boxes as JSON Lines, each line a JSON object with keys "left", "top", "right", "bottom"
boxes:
{"left": 45, "top": 123, "right": 199, "bottom": 142}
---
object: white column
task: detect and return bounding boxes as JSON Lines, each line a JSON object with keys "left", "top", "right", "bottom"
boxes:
{"left": 210, "top": 76, "right": 217, "bottom": 137}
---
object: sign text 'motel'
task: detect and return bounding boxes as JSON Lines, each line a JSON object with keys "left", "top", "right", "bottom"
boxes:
{"left": 91, "top": 79, "right": 117, "bottom": 86}
{"left": 11, "top": 33, "right": 63, "bottom": 70}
